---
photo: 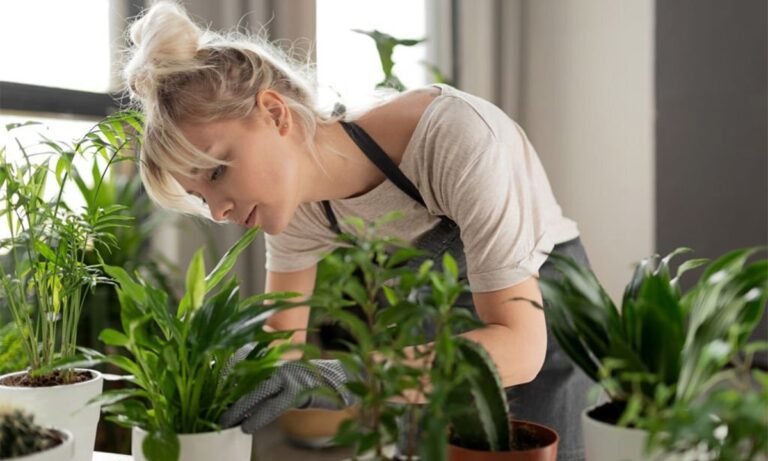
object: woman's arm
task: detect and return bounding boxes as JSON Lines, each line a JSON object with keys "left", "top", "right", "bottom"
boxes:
{"left": 264, "top": 265, "right": 317, "bottom": 353}
{"left": 462, "top": 276, "right": 547, "bottom": 387}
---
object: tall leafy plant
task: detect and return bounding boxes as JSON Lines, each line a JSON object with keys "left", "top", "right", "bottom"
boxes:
{"left": 0, "top": 112, "right": 142, "bottom": 382}
{"left": 310, "top": 214, "right": 495, "bottom": 460}
{"left": 72, "top": 155, "right": 179, "bottom": 351}
{"left": 536, "top": 247, "right": 767, "bottom": 428}
{"left": 74, "top": 228, "right": 294, "bottom": 461}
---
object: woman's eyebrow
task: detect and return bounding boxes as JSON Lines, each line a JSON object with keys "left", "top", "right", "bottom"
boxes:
{"left": 187, "top": 145, "right": 212, "bottom": 176}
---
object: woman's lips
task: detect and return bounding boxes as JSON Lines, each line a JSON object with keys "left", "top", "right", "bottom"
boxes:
{"left": 245, "top": 206, "right": 257, "bottom": 227}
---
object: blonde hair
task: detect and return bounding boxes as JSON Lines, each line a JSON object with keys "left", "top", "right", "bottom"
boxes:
{"left": 123, "top": 1, "right": 333, "bottom": 217}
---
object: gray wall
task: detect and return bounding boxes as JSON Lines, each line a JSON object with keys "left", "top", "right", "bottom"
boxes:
{"left": 655, "top": 0, "right": 768, "bottom": 364}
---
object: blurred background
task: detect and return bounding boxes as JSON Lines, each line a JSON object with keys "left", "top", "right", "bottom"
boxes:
{"left": 0, "top": 0, "right": 765, "bottom": 394}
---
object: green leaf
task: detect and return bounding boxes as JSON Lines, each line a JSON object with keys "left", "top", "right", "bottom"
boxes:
{"left": 143, "top": 430, "right": 180, "bottom": 461}
{"left": 178, "top": 248, "right": 206, "bottom": 318}
{"left": 205, "top": 228, "right": 259, "bottom": 292}
{"left": 99, "top": 328, "right": 130, "bottom": 347}
{"left": 443, "top": 253, "right": 458, "bottom": 279}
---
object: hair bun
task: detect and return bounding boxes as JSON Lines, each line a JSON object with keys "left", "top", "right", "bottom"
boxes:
{"left": 124, "top": 1, "right": 202, "bottom": 99}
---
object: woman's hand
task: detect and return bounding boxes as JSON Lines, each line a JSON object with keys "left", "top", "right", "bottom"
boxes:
{"left": 220, "top": 359, "right": 358, "bottom": 433}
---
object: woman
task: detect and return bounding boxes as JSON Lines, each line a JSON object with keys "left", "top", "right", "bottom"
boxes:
{"left": 125, "top": 3, "right": 591, "bottom": 460}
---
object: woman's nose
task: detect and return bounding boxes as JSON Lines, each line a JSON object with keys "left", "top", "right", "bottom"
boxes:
{"left": 207, "top": 195, "right": 234, "bottom": 222}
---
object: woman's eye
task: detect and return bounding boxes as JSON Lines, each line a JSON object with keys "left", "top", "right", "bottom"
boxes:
{"left": 210, "top": 165, "right": 225, "bottom": 181}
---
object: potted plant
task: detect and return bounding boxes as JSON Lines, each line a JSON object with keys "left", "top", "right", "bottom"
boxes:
{"left": 0, "top": 111, "right": 143, "bottom": 461}
{"left": 440, "top": 338, "right": 559, "bottom": 461}
{"left": 534, "top": 247, "right": 767, "bottom": 460}
{"left": 71, "top": 227, "right": 295, "bottom": 461}
{"left": 307, "top": 214, "right": 450, "bottom": 460}
{"left": 0, "top": 406, "right": 74, "bottom": 461}
{"left": 641, "top": 341, "right": 768, "bottom": 460}
{"left": 309, "top": 215, "right": 559, "bottom": 460}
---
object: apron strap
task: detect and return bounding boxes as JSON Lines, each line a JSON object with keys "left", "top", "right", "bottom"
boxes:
{"left": 322, "top": 121, "right": 427, "bottom": 234}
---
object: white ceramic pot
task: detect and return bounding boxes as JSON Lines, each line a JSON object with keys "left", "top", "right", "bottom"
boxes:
{"left": 582, "top": 404, "right": 696, "bottom": 461}
{"left": 5, "top": 428, "right": 74, "bottom": 461}
{"left": 0, "top": 369, "right": 103, "bottom": 461}
{"left": 132, "top": 426, "right": 252, "bottom": 461}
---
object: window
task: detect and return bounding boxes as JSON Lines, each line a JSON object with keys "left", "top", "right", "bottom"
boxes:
{"left": 0, "top": 1, "right": 137, "bottom": 243}
{"left": 0, "top": 1, "right": 112, "bottom": 93}
{"left": 315, "top": 0, "right": 428, "bottom": 108}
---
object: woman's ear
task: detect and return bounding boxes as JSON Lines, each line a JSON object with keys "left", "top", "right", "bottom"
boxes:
{"left": 256, "top": 90, "right": 291, "bottom": 134}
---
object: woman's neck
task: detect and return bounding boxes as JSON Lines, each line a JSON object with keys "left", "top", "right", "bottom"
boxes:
{"left": 304, "top": 121, "right": 386, "bottom": 202}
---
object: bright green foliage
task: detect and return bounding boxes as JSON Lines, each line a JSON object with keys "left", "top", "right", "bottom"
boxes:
{"left": 538, "top": 247, "right": 767, "bottom": 428}
{"left": 70, "top": 228, "right": 295, "bottom": 461}
{"left": 0, "top": 407, "right": 62, "bottom": 458}
{"left": 643, "top": 342, "right": 768, "bottom": 460}
{"left": 311, "top": 213, "right": 505, "bottom": 460}
{"left": 443, "top": 337, "right": 511, "bottom": 452}
{"left": 0, "top": 323, "right": 27, "bottom": 375}
{"left": 0, "top": 112, "right": 141, "bottom": 379}
{"left": 72, "top": 136, "right": 178, "bottom": 353}
{"left": 352, "top": 29, "right": 426, "bottom": 91}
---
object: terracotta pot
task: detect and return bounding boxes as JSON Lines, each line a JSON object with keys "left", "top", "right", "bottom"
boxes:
{"left": 277, "top": 406, "right": 357, "bottom": 448}
{"left": 449, "top": 420, "right": 558, "bottom": 461}
{"left": 0, "top": 369, "right": 103, "bottom": 461}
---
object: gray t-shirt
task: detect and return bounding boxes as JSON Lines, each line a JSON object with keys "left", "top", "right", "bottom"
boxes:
{"left": 265, "top": 84, "right": 579, "bottom": 292}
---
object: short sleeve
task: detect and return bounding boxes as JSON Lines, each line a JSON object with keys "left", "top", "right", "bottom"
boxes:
{"left": 420, "top": 101, "right": 557, "bottom": 292}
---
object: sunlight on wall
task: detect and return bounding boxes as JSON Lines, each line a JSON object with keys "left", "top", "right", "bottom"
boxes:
{"left": 315, "top": 0, "right": 427, "bottom": 109}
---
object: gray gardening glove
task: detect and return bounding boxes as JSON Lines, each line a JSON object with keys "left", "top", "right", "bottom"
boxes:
{"left": 220, "top": 358, "right": 358, "bottom": 433}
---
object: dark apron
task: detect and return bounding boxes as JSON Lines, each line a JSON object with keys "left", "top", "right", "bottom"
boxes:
{"left": 321, "top": 121, "right": 591, "bottom": 461}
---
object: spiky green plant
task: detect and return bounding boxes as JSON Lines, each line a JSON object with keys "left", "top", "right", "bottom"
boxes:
{"left": 536, "top": 247, "right": 768, "bottom": 427}
{"left": 0, "top": 407, "right": 63, "bottom": 458}
{"left": 0, "top": 111, "right": 141, "bottom": 382}
{"left": 442, "top": 337, "right": 511, "bottom": 451}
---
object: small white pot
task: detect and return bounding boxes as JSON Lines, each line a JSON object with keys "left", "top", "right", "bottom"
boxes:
{"left": 5, "top": 428, "right": 74, "bottom": 461}
{"left": 132, "top": 426, "right": 252, "bottom": 461}
{"left": 0, "top": 369, "right": 103, "bottom": 461}
{"left": 582, "top": 404, "right": 700, "bottom": 461}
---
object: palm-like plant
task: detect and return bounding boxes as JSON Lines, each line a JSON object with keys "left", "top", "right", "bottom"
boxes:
{"left": 0, "top": 112, "right": 141, "bottom": 382}
{"left": 536, "top": 247, "right": 767, "bottom": 427}
{"left": 74, "top": 228, "right": 294, "bottom": 461}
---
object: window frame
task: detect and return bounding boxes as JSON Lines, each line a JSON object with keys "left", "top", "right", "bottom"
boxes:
{"left": 0, "top": 0, "right": 144, "bottom": 119}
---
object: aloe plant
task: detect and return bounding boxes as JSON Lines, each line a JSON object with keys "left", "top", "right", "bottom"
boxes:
{"left": 71, "top": 228, "right": 295, "bottom": 461}
{"left": 536, "top": 247, "right": 768, "bottom": 428}
{"left": 439, "top": 337, "right": 511, "bottom": 452}
{"left": 0, "top": 406, "right": 64, "bottom": 458}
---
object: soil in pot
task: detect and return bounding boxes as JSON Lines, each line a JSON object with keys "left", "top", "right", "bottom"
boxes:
{"left": 509, "top": 421, "right": 557, "bottom": 451}
{"left": 0, "top": 369, "right": 93, "bottom": 387}
{"left": 449, "top": 420, "right": 559, "bottom": 461}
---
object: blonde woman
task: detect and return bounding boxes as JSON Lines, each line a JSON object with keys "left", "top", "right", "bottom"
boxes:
{"left": 124, "top": 3, "right": 591, "bottom": 460}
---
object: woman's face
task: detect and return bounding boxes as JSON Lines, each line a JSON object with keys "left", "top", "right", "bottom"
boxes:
{"left": 172, "top": 105, "right": 305, "bottom": 235}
